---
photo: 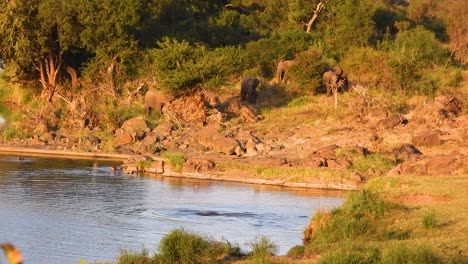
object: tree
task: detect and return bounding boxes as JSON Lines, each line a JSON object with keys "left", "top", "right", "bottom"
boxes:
{"left": 75, "top": 0, "right": 144, "bottom": 93}
{"left": 0, "top": 0, "right": 79, "bottom": 100}
{"left": 317, "top": 0, "right": 375, "bottom": 56}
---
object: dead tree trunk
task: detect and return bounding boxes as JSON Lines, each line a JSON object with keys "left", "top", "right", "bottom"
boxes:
{"left": 306, "top": 2, "right": 324, "bottom": 33}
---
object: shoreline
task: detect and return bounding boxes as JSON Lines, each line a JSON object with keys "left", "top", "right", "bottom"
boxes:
{"left": 0, "top": 146, "right": 360, "bottom": 191}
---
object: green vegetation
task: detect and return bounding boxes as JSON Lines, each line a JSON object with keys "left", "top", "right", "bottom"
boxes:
{"left": 161, "top": 152, "right": 185, "bottom": 173}
{"left": 350, "top": 154, "right": 396, "bottom": 174}
{"left": 247, "top": 236, "right": 279, "bottom": 264}
{"left": 157, "top": 228, "right": 227, "bottom": 264}
{"left": 422, "top": 209, "right": 438, "bottom": 229}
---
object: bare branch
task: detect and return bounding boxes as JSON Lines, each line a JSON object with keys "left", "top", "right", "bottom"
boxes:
{"left": 306, "top": 2, "right": 324, "bottom": 33}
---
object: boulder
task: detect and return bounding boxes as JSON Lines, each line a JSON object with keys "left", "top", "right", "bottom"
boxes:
{"left": 377, "top": 113, "right": 405, "bottom": 129}
{"left": 121, "top": 117, "right": 149, "bottom": 133}
{"left": 114, "top": 133, "right": 133, "bottom": 147}
{"left": 195, "top": 126, "right": 239, "bottom": 155}
{"left": 392, "top": 143, "right": 423, "bottom": 161}
{"left": 411, "top": 131, "right": 441, "bottom": 147}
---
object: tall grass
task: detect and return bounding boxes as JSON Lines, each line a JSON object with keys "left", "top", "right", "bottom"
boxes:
{"left": 422, "top": 210, "right": 438, "bottom": 229}
{"left": 157, "top": 228, "right": 227, "bottom": 264}
{"left": 161, "top": 152, "right": 185, "bottom": 173}
{"left": 248, "top": 236, "right": 278, "bottom": 264}
{"left": 305, "top": 190, "right": 392, "bottom": 249}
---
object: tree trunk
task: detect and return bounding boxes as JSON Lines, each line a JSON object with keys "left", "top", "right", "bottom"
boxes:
{"left": 306, "top": 2, "right": 324, "bottom": 33}
{"left": 34, "top": 52, "right": 62, "bottom": 102}
{"left": 66, "top": 66, "right": 79, "bottom": 88}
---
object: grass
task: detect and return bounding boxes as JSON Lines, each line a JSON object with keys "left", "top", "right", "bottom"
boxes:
{"left": 161, "top": 151, "right": 185, "bottom": 173}
{"left": 422, "top": 209, "right": 438, "bottom": 229}
{"left": 254, "top": 166, "right": 353, "bottom": 183}
{"left": 247, "top": 236, "right": 279, "bottom": 264}
{"left": 157, "top": 228, "right": 226, "bottom": 264}
{"left": 350, "top": 154, "right": 396, "bottom": 174}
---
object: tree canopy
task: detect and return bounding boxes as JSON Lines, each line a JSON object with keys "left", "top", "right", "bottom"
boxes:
{"left": 0, "top": 0, "right": 465, "bottom": 97}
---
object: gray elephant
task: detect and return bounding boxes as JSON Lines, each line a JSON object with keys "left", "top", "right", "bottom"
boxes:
{"left": 323, "top": 66, "right": 348, "bottom": 95}
{"left": 240, "top": 77, "right": 260, "bottom": 104}
{"left": 276, "top": 60, "right": 297, "bottom": 83}
{"left": 144, "top": 89, "right": 172, "bottom": 115}
{"left": 323, "top": 70, "right": 338, "bottom": 96}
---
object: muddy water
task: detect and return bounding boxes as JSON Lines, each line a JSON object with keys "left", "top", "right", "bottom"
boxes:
{"left": 0, "top": 155, "right": 344, "bottom": 263}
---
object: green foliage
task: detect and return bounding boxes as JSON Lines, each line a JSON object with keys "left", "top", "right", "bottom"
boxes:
{"left": 157, "top": 228, "right": 227, "bottom": 264}
{"left": 318, "top": 0, "right": 375, "bottom": 56}
{"left": 389, "top": 26, "right": 450, "bottom": 93}
{"left": 0, "top": 126, "right": 17, "bottom": 141}
{"left": 308, "top": 190, "right": 391, "bottom": 247}
{"left": 161, "top": 151, "right": 185, "bottom": 173}
{"left": 248, "top": 236, "right": 278, "bottom": 264}
{"left": 150, "top": 38, "right": 245, "bottom": 92}
{"left": 286, "top": 245, "right": 304, "bottom": 259}
{"left": 287, "top": 48, "right": 326, "bottom": 93}
{"left": 422, "top": 210, "right": 438, "bottom": 229}
{"left": 244, "top": 30, "right": 316, "bottom": 78}
{"left": 117, "top": 249, "right": 156, "bottom": 264}
{"left": 448, "top": 70, "right": 463, "bottom": 88}
{"left": 351, "top": 154, "right": 396, "bottom": 174}
{"left": 137, "top": 160, "right": 153, "bottom": 172}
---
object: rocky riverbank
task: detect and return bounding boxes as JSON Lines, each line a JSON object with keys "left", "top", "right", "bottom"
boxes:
{"left": 1, "top": 89, "right": 466, "bottom": 192}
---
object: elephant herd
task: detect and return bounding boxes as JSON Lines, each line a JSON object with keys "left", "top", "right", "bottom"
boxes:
{"left": 144, "top": 61, "right": 348, "bottom": 114}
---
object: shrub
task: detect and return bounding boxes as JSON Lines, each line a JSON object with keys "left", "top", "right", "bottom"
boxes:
{"left": 350, "top": 154, "right": 396, "bottom": 174}
{"left": 150, "top": 37, "right": 246, "bottom": 92}
{"left": 307, "top": 190, "right": 392, "bottom": 247}
{"left": 389, "top": 26, "right": 450, "bottom": 93}
{"left": 422, "top": 210, "right": 438, "bottom": 229}
{"left": 287, "top": 245, "right": 304, "bottom": 259}
{"left": 248, "top": 236, "right": 278, "bottom": 264}
{"left": 161, "top": 152, "right": 185, "bottom": 173}
{"left": 157, "top": 229, "right": 226, "bottom": 264}
{"left": 287, "top": 48, "right": 326, "bottom": 93}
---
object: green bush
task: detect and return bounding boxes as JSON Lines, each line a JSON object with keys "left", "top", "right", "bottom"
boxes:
{"left": 248, "top": 236, "right": 278, "bottom": 264}
{"left": 422, "top": 210, "right": 438, "bottom": 229}
{"left": 351, "top": 154, "right": 396, "bottom": 174}
{"left": 157, "top": 229, "right": 227, "bottom": 264}
{"left": 389, "top": 26, "right": 450, "bottom": 93}
{"left": 288, "top": 48, "right": 326, "bottom": 93}
{"left": 161, "top": 152, "right": 185, "bottom": 173}
{"left": 287, "top": 245, "right": 304, "bottom": 259}
{"left": 308, "top": 190, "right": 392, "bottom": 246}
{"left": 150, "top": 37, "right": 246, "bottom": 92}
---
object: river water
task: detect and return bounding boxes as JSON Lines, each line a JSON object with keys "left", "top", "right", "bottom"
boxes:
{"left": 0, "top": 155, "right": 344, "bottom": 263}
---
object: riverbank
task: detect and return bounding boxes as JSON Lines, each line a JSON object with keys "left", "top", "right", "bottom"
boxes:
{"left": 0, "top": 146, "right": 361, "bottom": 191}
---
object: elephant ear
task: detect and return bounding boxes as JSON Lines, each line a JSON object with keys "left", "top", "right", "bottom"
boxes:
{"left": 332, "top": 66, "right": 343, "bottom": 76}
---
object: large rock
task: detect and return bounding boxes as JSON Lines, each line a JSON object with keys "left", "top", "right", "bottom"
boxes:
{"left": 121, "top": 117, "right": 149, "bottom": 133}
{"left": 114, "top": 133, "right": 133, "bottom": 147}
{"left": 411, "top": 131, "right": 441, "bottom": 147}
{"left": 377, "top": 113, "right": 405, "bottom": 129}
{"left": 391, "top": 143, "right": 423, "bottom": 161}
{"left": 195, "top": 126, "right": 239, "bottom": 155}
